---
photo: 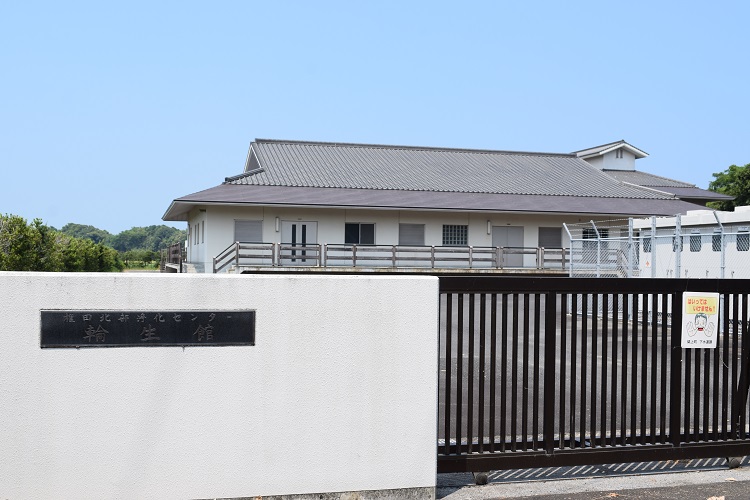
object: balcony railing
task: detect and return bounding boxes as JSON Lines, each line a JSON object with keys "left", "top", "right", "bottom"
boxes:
{"left": 213, "top": 242, "right": 569, "bottom": 273}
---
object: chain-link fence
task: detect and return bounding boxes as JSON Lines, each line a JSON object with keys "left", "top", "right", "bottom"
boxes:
{"left": 565, "top": 215, "right": 750, "bottom": 279}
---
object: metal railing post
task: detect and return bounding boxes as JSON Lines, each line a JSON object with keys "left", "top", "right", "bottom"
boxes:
{"left": 392, "top": 245, "right": 396, "bottom": 267}
{"left": 591, "top": 220, "right": 601, "bottom": 278}
{"left": 352, "top": 244, "right": 357, "bottom": 267}
{"left": 538, "top": 247, "right": 544, "bottom": 269}
{"left": 322, "top": 244, "right": 327, "bottom": 268}
{"left": 651, "top": 216, "right": 657, "bottom": 278}
{"left": 563, "top": 223, "right": 573, "bottom": 276}
{"left": 627, "top": 218, "right": 634, "bottom": 278}
{"left": 468, "top": 246, "right": 473, "bottom": 268}
{"left": 675, "top": 214, "right": 682, "bottom": 278}
{"left": 431, "top": 246, "right": 435, "bottom": 269}
{"left": 713, "top": 211, "right": 725, "bottom": 279}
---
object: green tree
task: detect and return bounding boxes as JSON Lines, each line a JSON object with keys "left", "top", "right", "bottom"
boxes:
{"left": 59, "top": 223, "right": 112, "bottom": 244}
{"left": 0, "top": 215, "right": 62, "bottom": 271}
{"left": 708, "top": 163, "right": 750, "bottom": 211}
{"left": 1, "top": 214, "right": 123, "bottom": 272}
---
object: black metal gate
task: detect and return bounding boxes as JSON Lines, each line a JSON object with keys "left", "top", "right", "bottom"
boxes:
{"left": 438, "top": 277, "right": 750, "bottom": 472}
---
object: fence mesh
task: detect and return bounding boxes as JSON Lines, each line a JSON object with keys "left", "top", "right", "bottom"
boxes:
{"left": 566, "top": 216, "right": 750, "bottom": 279}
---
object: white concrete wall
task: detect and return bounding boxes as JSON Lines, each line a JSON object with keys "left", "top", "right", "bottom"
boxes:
{"left": 0, "top": 272, "right": 438, "bottom": 500}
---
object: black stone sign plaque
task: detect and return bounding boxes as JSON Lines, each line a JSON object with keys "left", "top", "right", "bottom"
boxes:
{"left": 40, "top": 310, "right": 255, "bottom": 348}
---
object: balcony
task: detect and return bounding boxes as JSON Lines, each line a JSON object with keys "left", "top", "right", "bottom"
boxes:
{"left": 211, "top": 242, "right": 569, "bottom": 274}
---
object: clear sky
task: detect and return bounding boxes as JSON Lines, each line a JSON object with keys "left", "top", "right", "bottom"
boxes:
{"left": 1, "top": 1, "right": 748, "bottom": 234}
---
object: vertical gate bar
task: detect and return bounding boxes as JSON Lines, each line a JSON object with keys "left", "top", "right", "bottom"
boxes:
{"left": 712, "top": 293, "right": 721, "bottom": 442}
{"left": 457, "top": 293, "right": 464, "bottom": 453}
{"left": 559, "top": 292, "right": 568, "bottom": 449}
{"left": 591, "top": 293, "right": 599, "bottom": 448}
{"left": 544, "top": 291, "right": 558, "bottom": 455}
{"left": 444, "top": 293, "right": 453, "bottom": 456}
{"left": 684, "top": 342, "right": 692, "bottom": 443}
{"left": 601, "top": 293, "right": 609, "bottom": 447}
{"left": 723, "top": 293, "right": 731, "bottom": 440}
{"left": 670, "top": 291, "right": 684, "bottom": 448}
{"left": 621, "top": 293, "right": 630, "bottom": 446}
{"left": 732, "top": 293, "right": 740, "bottom": 439}
{"left": 611, "top": 293, "right": 620, "bottom": 446}
{"left": 522, "top": 294, "right": 530, "bottom": 451}
{"left": 651, "top": 292, "right": 659, "bottom": 444}
{"left": 533, "top": 293, "right": 541, "bottom": 449}
{"left": 489, "top": 293, "right": 498, "bottom": 453}
{"left": 467, "top": 294, "right": 475, "bottom": 453}
{"left": 500, "top": 293, "right": 509, "bottom": 452}
{"left": 739, "top": 294, "right": 749, "bottom": 439}
{"left": 630, "top": 293, "right": 638, "bottom": 446}
{"left": 641, "top": 293, "right": 649, "bottom": 445}
{"left": 478, "top": 294, "right": 486, "bottom": 452}
{"left": 571, "top": 293, "right": 578, "bottom": 448}
{"left": 511, "top": 293, "right": 520, "bottom": 451}
{"left": 693, "top": 341, "right": 701, "bottom": 442}
{"left": 703, "top": 346, "right": 711, "bottom": 441}
{"left": 660, "top": 293, "right": 669, "bottom": 444}
{"left": 580, "top": 293, "right": 588, "bottom": 446}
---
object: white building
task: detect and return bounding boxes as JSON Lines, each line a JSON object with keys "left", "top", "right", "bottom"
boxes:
{"left": 162, "top": 139, "right": 726, "bottom": 273}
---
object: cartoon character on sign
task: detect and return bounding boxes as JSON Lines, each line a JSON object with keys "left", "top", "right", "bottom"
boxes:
{"left": 686, "top": 312, "right": 715, "bottom": 337}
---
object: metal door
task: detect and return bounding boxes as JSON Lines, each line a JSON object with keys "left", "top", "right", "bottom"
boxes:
{"left": 492, "top": 226, "right": 524, "bottom": 267}
{"left": 280, "top": 221, "right": 318, "bottom": 265}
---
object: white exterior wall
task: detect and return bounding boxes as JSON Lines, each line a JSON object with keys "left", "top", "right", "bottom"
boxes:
{"left": 0, "top": 273, "right": 438, "bottom": 499}
{"left": 634, "top": 208, "right": 750, "bottom": 279}
{"left": 188, "top": 206, "right": 579, "bottom": 271}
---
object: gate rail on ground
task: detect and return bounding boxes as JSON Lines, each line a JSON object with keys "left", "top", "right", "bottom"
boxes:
{"left": 438, "top": 277, "right": 750, "bottom": 472}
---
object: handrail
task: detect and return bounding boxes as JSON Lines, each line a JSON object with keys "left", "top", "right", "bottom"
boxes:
{"left": 209, "top": 242, "right": 572, "bottom": 273}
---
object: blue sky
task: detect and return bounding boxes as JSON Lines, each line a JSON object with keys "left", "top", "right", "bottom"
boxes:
{"left": 1, "top": 1, "right": 748, "bottom": 234}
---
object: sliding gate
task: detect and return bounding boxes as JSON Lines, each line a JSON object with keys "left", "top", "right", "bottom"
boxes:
{"left": 438, "top": 277, "right": 750, "bottom": 472}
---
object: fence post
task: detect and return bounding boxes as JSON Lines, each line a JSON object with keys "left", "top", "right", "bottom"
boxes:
{"left": 538, "top": 247, "right": 543, "bottom": 269}
{"left": 675, "top": 214, "right": 682, "bottom": 278}
{"left": 627, "top": 218, "right": 634, "bottom": 278}
{"left": 352, "top": 244, "right": 357, "bottom": 267}
{"left": 563, "top": 223, "right": 573, "bottom": 276}
{"left": 392, "top": 245, "right": 396, "bottom": 267}
{"left": 431, "top": 246, "right": 435, "bottom": 269}
{"left": 651, "top": 217, "right": 657, "bottom": 278}
{"left": 322, "top": 244, "right": 327, "bottom": 268}
{"left": 543, "top": 291, "right": 557, "bottom": 455}
{"left": 468, "top": 246, "right": 473, "bottom": 268}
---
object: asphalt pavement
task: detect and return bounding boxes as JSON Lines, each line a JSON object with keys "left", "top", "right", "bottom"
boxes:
{"left": 437, "top": 457, "right": 750, "bottom": 499}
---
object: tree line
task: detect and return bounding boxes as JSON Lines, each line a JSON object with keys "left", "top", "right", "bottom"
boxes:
{"left": 0, "top": 214, "right": 186, "bottom": 272}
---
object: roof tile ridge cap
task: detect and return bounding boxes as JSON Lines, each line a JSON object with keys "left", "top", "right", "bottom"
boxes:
{"left": 254, "top": 138, "right": 574, "bottom": 157}
{"left": 571, "top": 139, "right": 627, "bottom": 154}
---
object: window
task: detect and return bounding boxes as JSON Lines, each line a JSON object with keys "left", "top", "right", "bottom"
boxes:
{"left": 538, "top": 227, "right": 562, "bottom": 248}
{"left": 442, "top": 225, "right": 468, "bottom": 246}
{"left": 344, "top": 223, "right": 375, "bottom": 245}
{"left": 738, "top": 228, "right": 749, "bottom": 252}
{"left": 234, "top": 220, "right": 263, "bottom": 243}
{"left": 582, "top": 228, "right": 608, "bottom": 248}
{"left": 399, "top": 224, "right": 425, "bottom": 246}
{"left": 712, "top": 229, "right": 722, "bottom": 252}
{"left": 616, "top": 149, "right": 623, "bottom": 159}
{"left": 689, "top": 230, "right": 701, "bottom": 252}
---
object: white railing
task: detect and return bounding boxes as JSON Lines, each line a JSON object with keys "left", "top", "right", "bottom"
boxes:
{"left": 213, "top": 243, "right": 568, "bottom": 273}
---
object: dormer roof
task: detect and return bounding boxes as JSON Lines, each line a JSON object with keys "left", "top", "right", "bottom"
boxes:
{"left": 573, "top": 140, "right": 649, "bottom": 160}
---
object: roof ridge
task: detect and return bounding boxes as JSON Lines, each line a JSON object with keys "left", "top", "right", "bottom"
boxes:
{"left": 253, "top": 138, "right": 576, "bottom": 158}
{"left": 571, "top": 139, "right": 626, "bottom": 154}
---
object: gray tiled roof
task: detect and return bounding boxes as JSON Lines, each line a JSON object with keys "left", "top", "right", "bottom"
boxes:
{"left": 603, "top": 169, "right": 694, "bottom": 188}
{"left": 162, "top": 184, "right": 704, "bottom": 222}
{"left": 225, "top": 139, "right": 674, "bottom": 200}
